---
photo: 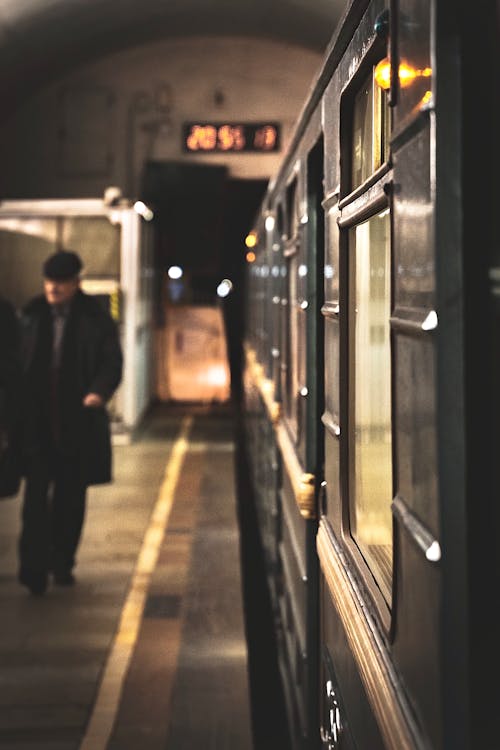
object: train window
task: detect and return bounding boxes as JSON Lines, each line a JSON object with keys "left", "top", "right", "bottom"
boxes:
{"left": 351, "top": 66, "right": 390, "bottom": 190}
{"left": 285, "top": 179, "right": 299, "bottom": 239}
{"left": 283, "top": 251, "right": 299, "bottom": 433}
{"left": 280, "top": 177, "right": 302, "bottom": 440}
{"left": 349, "top": 210, "right": 392, "bottom": 601}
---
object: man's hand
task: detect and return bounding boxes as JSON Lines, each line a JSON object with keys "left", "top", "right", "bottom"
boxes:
{"left": 83, "top": 392, "right": 104, "bottom": 407}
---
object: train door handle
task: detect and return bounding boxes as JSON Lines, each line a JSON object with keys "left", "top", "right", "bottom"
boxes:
{"left": 320, "top": 679, "right": 343, "bottom": 749}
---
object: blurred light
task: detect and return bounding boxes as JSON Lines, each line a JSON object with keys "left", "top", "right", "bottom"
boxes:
{"left": 246, "top": 251, "right": 256, "bottom": 263}
{"left": 104, "top": 185, "right": 122, "bottom": 205}
{"left": 425, "top": 540, "right": 441, "bottom": 562}
{"left": 374, "top": 58, "right": 391, "bottom": 90}
{"left": 168, "top": 265, "right": 183, "bottom": 280}
{"left": 245, "top": 231, "right": 257, "bottom": 248}
{"left": 422, "top": 310, "right": 438, "bottom": 331}
{"left": 374, "top": 57, "right": 432, "bottom": 91}
{"left": 133, "top": 200, "right": 154, "bottom": 221}
{"left": 265, "top": 215, "right": 275, "bottom": 232}
{"left": 204, "top": 364, "right": 229, "bottom": 387}
{"left": 399, "top": 61, "right": 432, "bottom": 88}
{"left": 217, "top": 278, "right": 233, "bottom": 298}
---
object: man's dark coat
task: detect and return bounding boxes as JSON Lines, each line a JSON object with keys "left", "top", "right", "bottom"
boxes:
{"left": 0, "top": 296, "right": 22, "bottom": 497}
{"left": 19, "top": 290, "right": 123, "bottom": 485}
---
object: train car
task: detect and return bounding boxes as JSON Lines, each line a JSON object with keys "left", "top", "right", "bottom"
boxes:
{"left": 242, "top": 1, "right": 497, "bottom": 748}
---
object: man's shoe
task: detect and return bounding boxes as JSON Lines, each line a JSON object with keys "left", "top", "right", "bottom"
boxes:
{"left": 19, "top": 571, "right": 47, "bottom": 596}
{"left": 53, "top": 570, "right": 75, "bottom": 586}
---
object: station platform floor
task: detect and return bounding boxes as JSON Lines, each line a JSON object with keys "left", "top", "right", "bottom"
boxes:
{"left": 0, "top": 401, "right": 288, "bottom": 750}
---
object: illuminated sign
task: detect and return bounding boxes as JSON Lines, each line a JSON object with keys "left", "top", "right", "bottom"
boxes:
{"left": 183, "top": 122, "right": 280, "bottom": 153}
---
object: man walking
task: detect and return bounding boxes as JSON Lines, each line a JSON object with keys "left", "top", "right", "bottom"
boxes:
{"left": 18, "top": 250, "right": 123, "bottom": 595}
{"left": 0, "top": 295, "right": 21, "bottom": 498}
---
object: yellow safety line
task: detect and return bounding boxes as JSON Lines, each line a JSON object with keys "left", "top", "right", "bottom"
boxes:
{"left": 79, "top": 415, "right": 193, "bottom": 750}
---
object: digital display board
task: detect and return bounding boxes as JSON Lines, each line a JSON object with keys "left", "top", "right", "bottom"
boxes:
{"left": 183, "top": 122, "right": 280, "bottom": 153}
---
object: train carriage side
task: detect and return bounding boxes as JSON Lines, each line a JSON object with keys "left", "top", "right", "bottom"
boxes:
{"left": 317, "top": 0, "right": 440, "bottom": 747}
{"left": 244, "top": 99, "right": 326, "bottom": 745}
{"left": 244, "top": 0, "right": 497, "bottom": 748}
{"left": 315, "top": 0, "right": 490, "bottom": 747}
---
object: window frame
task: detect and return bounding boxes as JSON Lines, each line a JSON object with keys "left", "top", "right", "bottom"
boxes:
{"left": 336, "top": 50, "right": 395, "bottom": 627}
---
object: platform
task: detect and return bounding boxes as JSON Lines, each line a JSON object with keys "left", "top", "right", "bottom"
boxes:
{"left": 0, "top": 402, "right": 253, "bottom": 750}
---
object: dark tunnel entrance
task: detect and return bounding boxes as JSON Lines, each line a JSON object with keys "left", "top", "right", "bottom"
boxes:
{"left": 141, "top": 160, "right": 267, "bottom": 402}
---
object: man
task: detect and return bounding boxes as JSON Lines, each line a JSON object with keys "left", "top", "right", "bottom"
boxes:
{"left": 18, "top": 250, "right": 123, "bottom": 595}
{"left": 0, "top": 295, "right": 21, "bottom": 498}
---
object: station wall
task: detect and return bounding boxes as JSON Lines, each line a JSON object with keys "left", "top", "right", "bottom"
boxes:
{"left": 0, "top": 36, "right": 321, "bottom": 199}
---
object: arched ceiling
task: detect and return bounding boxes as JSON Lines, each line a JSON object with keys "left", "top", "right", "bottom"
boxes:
{"left": 0, "top": 0, "right": 347, "bottom": 109}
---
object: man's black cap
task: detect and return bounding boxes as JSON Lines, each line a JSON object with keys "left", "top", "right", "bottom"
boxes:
{"left": 43, "top": 251, "right": 83, "bottom": 280}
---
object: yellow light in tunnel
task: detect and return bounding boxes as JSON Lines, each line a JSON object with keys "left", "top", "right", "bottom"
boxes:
{"left": 245, "top": 231, "right": 257, "bottom": 248}
{"left": 246, "top": 251, "right": 256, "bottom": 263}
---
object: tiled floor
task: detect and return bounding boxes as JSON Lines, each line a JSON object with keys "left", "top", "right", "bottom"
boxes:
{"left": 0, "top": 402, "right": 252, "bottom": 750}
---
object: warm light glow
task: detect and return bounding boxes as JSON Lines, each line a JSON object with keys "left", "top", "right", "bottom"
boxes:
{"left": 245, "top": 231, "right": 257, "bottom": 248}
{"left": 202, "top": 364, "right": 230, "bottom": 387}
{"left": 246, "top": 251, "right": 256, "bottom": 263}
{"left": 399, "top": 61, "right": 432, "bottom": 87}
{"left": 253, "top": 125, "right": 278, "bottom": 151}
{"left": 374, "top": 58, "right": 391, "bottom": 90}
{"left": 374, "top": 58, "right": 432, "bottom": 90}
{"left": 184, "top": 122, "right": 279, "bottom": 152}
{"left": 217, "top": 125, "right": 245, "bottom": 151}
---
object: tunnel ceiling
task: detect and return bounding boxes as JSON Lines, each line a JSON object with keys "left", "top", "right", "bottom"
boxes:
{"left": 0, "top": 0, "right": 347, "bottom": 110}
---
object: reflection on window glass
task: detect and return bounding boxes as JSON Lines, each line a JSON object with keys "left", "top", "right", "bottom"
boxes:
{"left": 350, "top": 210, "right": 392, "bottom": 602}
{"left": 351, "top": 67, "right": 390, "bottom": 190}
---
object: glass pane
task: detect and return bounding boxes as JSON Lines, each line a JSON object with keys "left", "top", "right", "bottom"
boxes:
{"left": 324, "top": 316, "right": 339, "bottom": 424}
{"left": 62, "top": 217, "right": 120, "bottom": 277}
{"left": 351, "top": 68, "right": 391, "bottom": 190}
{"left": 352, "top": 71, "right": 374, "bottom": 188}
{"left": 350, "top": 210, "right": 392, "bottom": 601}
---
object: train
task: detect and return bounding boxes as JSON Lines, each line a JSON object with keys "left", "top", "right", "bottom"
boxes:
{"left": 241, "top": 1, "right": 498, "bottom": 748}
